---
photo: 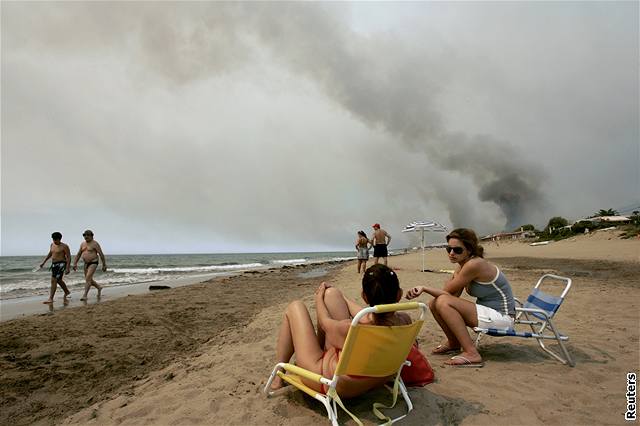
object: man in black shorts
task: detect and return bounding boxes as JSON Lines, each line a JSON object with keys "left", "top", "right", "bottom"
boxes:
{"left": 39, "top": 232, "right": 72, "bottom": 304}
{"left": 371, "top": 223, "right": 392, "bottom": 265}
{"left": 73, "top": 230, "right": 107, "bottom": 300}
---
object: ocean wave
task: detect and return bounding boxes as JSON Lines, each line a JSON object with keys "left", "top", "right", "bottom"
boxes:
{"left": 111, "top": 263, "right": 264, "bottom": 274}
{"left": 0, "top": 275, "right": 157, "bottom": 293}
{"left": 328, "top": 256, "right": 357, "bottom": 262}
{"left": 0, "top": 272, "right": 228, "bottom": 296}
{"left": 302, "top": 256, "right": 355, "bottom": 264}
{"left": 270, "top": 259, "right": 307, "bottom": 265}
{"left": 0, "top": 267, "right": 36, "bottom": 273}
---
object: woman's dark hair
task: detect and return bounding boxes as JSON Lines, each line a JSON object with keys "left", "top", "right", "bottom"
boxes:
{"left": 446, "top": 228, "right": 484, "bottom": 258}
{"left": 357, "top": 230, "right": 367, "bottom": 239}
{"left": 362, "top": 264, "right": 399, "bottom": 307}
{"left": 362, "top": 264, "right": 400, "bottom": 324}
{"left": 51, "top": 232, "right": 62, "bottom": 240}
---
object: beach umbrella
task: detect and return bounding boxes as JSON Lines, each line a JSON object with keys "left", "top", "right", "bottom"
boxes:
{"left": 402, "top": 220, "right": 448, "bottom": 272}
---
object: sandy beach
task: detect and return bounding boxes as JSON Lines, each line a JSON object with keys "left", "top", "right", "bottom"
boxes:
{"left": 1, "top": 229, "right": 638, "bottom": 425}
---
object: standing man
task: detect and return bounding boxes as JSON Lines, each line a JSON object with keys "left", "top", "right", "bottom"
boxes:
{"left": 73, "top": 229, "right": 107, "bottom": 301}
{"left": 40, "top": 232, "right": 72, "bottom": 304}
{"left": 371, "top": 223, "right": 392, "bottom": 265}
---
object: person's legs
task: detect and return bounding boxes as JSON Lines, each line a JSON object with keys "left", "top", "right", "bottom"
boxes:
{"left": 362, "top": 260, "right": 367, "bottom": 273}
{"left": 373, "top": 256, "right": 380, "bottom": 265}
{"left": 323, "top": 287, "right": 351, "bottom": 320}
{"left": 357, "top": 259, "right": 363, "bottom": 273}
{"left": 315, "top": 287, "right": 352, "bottom": 350}
{"left": 91, "top": 278, "right": 103, "bottom": 297}
{"left": 89, "top": 267, "right": 103, "bottom": 296}
{"left": 431, "top": 294, "right": 482, "bottom": 364}
{"left": 382, "top": 256, "right": 388, "bottom": 266}
{"left": 57, "top": 278, "right": 71, "bottom": 297}
{"left": 81, "top": 264, "right": 98, "bottom": 300}
{"left": 272, "top": 300, "right": 324, "bottom": 390}
{"left": 428, "top": 297, "right": 461, "bottom": 352}
{"left": 44, "top": 277, "right": 57, "bottom": 304}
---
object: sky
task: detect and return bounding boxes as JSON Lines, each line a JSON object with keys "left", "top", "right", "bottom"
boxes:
{"left": 1, "top": 1, "right": 638, "bottom": 255}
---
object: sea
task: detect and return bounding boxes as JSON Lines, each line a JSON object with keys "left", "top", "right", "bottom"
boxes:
{"left": 0, "top": 251, "right": 356, "bottom": 300}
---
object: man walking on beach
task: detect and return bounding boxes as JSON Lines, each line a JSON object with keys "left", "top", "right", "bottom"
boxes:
{"left": 371, "top": 223, "right": 391, "bottom": 265}
{"left": 39, "top": 232, "right": 72, "bottom": 304}
{"left": 73, "top": 230, "right": 107, "bottom": 301}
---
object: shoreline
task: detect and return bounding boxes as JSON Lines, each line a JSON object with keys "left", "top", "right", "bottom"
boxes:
{"left": 0, "top": 251, "right": 360, "bottom": 304}
{"left": 0, "top": 260, "right": 352, "bottom": 322}
{"left": 0, "top": 273, "right": 224, "bottom": 322}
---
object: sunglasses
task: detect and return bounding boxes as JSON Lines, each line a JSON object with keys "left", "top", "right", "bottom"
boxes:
{"left": 445, "top": 246, "right": 464, "bottom": 255}
{"left": 83, "top": 234, "right": 92, "bottom": 237}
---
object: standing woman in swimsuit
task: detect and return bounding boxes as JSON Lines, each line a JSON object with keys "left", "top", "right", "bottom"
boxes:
{"left": 270, "top": 264, "right": 411, "bottom": 398}
{"left": 72, "top": 229, "right": 108, "bottom": 301}
{"left": 355, "top": 231, "right": 370, "bottom": 274}
{"left": 406, "top": 228, "right": 515, "bottom": 367}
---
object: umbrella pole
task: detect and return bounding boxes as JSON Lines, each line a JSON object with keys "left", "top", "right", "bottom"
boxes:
{"left": 421, "top": 229, "right": 425, "bottom": 272}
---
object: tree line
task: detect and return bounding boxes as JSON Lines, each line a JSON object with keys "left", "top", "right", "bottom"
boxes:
{"left": 515, "top": 208, "right": 640, "bottom": 241}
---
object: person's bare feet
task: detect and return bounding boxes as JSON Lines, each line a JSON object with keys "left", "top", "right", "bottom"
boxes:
{"left": 80, "top": 296, "right": 87, "bottom": 301}
{"left": 43, "top": 299, "right": 53, "bottom": 304}
{"left": 270, "top": 375, "right": 285, "bottom": 391}
{"left": 64, "top": 292, "right": 71, "bottom": 299}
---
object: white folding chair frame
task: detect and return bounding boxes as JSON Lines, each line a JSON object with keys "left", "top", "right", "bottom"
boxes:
{"left": 474, "top": 274, "right": 575, "bottom": 367}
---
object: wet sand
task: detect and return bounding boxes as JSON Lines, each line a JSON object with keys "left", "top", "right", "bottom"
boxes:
{"left": 0, "top": 273, "right": 225, "bottom": 322}
{"left": 1, "top": 229, "right": 638, "bottom": 425}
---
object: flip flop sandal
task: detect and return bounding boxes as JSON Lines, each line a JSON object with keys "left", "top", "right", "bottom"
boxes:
{"left": 431, "top": 344, "right": 461, "bottom": 355}
{"left": 445, "top": 355, "right": 484, "bottom": 368}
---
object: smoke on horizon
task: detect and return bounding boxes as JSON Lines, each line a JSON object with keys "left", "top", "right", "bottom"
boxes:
{"left": 3, "top": 1, "right": 637, "bottom": 254}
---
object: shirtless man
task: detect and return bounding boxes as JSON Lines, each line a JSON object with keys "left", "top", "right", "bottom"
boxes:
{"left": 39, "top": 232, "right": 72, "bottom": 304}
{"left": 72, "top": 230, "right": 107, "bottom": 300}
{"left": 371, "top": 223, "right": 391, "bottom": 265}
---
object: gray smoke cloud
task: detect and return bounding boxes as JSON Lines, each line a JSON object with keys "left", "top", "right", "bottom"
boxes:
{"left": 243, "top": 4, "right": 547, "bottom": 230}
{"left": 56, "top": 2, "right": 542, "bottom": 230}
{"left": 2, "top": 2, "right": 637, "bottom": 254}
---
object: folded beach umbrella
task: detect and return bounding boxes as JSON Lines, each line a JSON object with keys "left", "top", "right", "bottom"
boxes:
{"left": 402, "top": 220, "right": 448, "bottom": 272}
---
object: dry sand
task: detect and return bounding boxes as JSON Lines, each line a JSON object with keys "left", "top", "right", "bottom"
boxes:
{"left": 1, "top": 228, "right": 638, "bottom": 425}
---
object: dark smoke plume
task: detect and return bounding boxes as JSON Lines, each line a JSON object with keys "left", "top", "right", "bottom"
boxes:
{"left": 7, "top": 2, "right": 548, "bottom": 230}
{"left": 241, "top": 4, "right": 548, "bottom": 230}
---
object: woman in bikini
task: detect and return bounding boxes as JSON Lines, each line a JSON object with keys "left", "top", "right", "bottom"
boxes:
{"left": 355, "top": 230, "right": 370, "bottom": 274}
{"left": 406, "top": 228, "right": 515, "bottom": 367}
{"left": 269, "top": 264, "right": 412, "bottom": 398}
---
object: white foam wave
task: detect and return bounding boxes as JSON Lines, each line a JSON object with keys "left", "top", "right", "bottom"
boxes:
{"left": 271, "top": 259, "right": 307, "bottom": 265}
{"left": 302, "top": 256, "right": 354, "bottom": 264}
{"left": 112, "top": 263, "right": 264, "bottom": 274}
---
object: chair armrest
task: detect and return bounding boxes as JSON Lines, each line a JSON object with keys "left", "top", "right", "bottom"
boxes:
{"left": 516, "top": 306, "right": 551, "bottom": 319}
{"left": 278, "top": 363, "right": 327, "bottom": 384}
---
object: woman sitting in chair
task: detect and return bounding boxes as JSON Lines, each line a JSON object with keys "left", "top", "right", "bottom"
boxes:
{"left": 270, "top": 264, "right": 412, "bottom": 398}
{"left": 406, "top": 228, "right": 515, "bottom": 367}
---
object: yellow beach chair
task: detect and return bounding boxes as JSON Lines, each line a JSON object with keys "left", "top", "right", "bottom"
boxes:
{"left": 264, "top": 302, "right": 428, "bottom": 425}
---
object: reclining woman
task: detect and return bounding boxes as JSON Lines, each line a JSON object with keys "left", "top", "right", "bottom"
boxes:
{"left": 270, "top": 264, "right": 412, "bottom": 398}
{"left": 406, "top": 228, "right": 515, "bottom": 367}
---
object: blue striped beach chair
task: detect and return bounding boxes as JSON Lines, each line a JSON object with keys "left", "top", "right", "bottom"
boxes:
{"left": 473, "top": 274, "right": 575, "bottom": 367}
